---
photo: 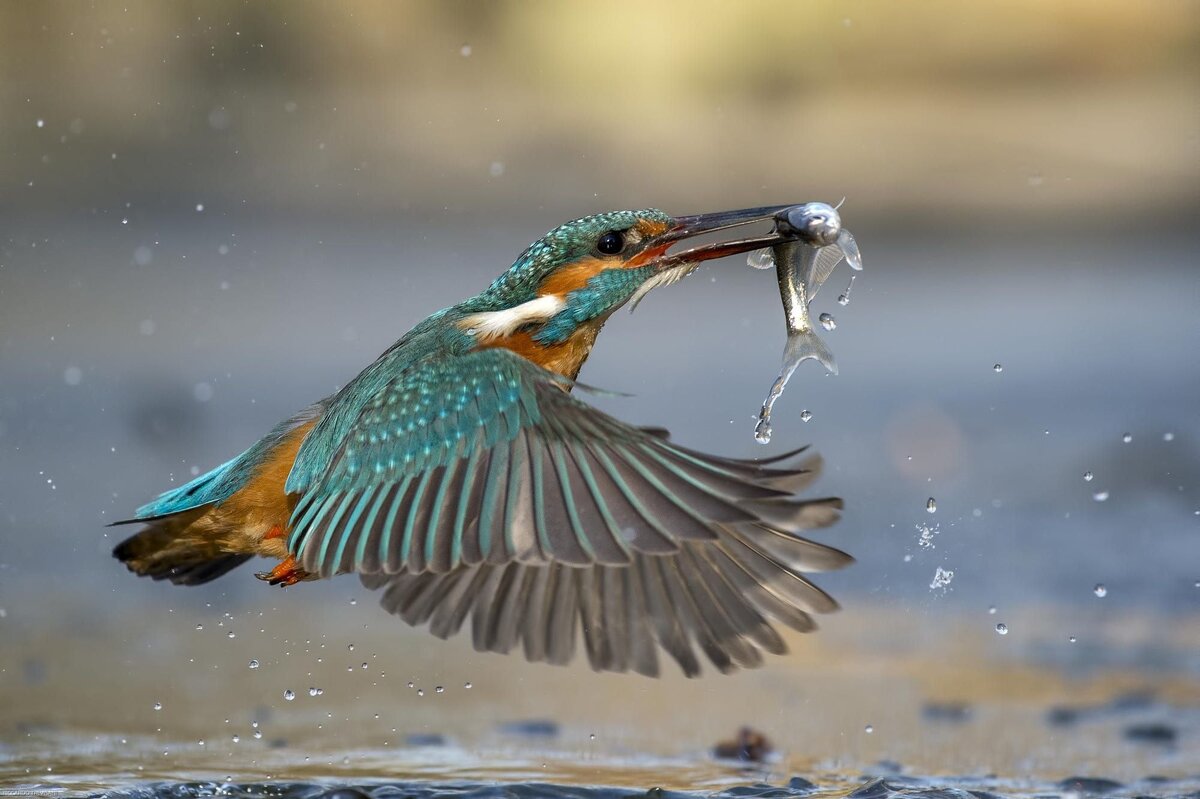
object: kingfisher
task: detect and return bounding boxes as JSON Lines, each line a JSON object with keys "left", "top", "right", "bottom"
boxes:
{"left": 113, "top": 204, "right": 853, "bottom": 677}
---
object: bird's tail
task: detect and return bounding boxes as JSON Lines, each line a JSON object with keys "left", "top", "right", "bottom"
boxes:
{"left": 112, "top": 510, "right": 251, "bottom": 586}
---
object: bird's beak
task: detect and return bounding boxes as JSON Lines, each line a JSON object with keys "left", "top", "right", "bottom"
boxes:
{"left": 652, "top": 204, "right": 798, "bottom": 269}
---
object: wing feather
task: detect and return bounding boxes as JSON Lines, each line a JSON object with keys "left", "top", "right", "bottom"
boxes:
{"left": 286, "top": 347, "right": 849, "bottom": 676}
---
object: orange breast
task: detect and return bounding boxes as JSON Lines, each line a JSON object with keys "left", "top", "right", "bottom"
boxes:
{"left": 478, "top": 321, "right": 602, "bottom": 382}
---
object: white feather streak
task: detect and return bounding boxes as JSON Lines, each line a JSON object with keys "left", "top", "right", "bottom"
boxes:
{"left": 459, "top": 295, "right": 567, "bottom": 341}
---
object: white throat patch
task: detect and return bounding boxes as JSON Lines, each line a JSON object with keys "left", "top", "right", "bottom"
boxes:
{"left": 628, "top": 264, "right": 694, "bottom": 312}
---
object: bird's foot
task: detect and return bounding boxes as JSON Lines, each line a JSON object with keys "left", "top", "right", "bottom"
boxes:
{"left": 255, "top": 554, "right": 311, "bottom": 587}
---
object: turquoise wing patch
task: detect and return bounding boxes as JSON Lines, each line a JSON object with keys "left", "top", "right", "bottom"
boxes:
{"left": 285, "top": 348, "right": 815, "bottom": 579}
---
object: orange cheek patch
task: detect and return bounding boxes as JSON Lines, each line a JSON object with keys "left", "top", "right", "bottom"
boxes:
{"left": 537, "top": 257, "right": 608, "bottom": 297}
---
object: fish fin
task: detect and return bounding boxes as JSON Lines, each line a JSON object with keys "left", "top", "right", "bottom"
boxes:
{"left": 784, "top": 328, "right": 838, "bottom": 376}
{"left": 837, "top": 230, "right": 862, "bottom": 271}
{"left": 806, "top": 246, "right": 846, "bottom": 300}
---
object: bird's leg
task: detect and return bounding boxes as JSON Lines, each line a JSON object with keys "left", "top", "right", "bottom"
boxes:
{"left": 254, "top": 526, "right": 313, "bottom": 587}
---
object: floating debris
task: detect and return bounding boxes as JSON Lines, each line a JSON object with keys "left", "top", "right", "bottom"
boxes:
{"left": 712, "top": 726, "right": 773, "bottom": 762}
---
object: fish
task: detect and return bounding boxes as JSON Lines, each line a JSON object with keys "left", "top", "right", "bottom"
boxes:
{"left": 752, "top": 202, "right": 863, "bottom": 444}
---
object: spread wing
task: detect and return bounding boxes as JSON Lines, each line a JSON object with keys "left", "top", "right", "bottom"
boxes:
{"left": 286, "top": 348, "right": 851, "bottom": 676}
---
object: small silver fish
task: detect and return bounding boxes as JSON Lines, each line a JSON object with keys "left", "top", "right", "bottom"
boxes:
{"left": 753, "top": 202, "right": 862, "bottom": 444}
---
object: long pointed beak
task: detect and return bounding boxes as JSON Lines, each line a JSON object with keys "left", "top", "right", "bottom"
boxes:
{"left": 654, "top": 204, "right": 797, "bottom": 269}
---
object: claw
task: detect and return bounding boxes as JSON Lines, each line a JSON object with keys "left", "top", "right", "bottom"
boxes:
{"left": 254, "top": 554, "right": 310, "bottom": 587}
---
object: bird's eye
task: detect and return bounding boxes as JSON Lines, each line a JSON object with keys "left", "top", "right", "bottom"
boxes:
{"left": 596, "top": 230, "right": 625, "bottom": 255}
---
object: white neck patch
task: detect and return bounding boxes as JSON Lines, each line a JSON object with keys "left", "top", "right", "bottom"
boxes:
{"left": 459, "top": 294, "right": 567, "bottom": 341}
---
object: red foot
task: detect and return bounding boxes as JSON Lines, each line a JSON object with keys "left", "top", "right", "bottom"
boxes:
{"left": 255, "top": 554, "right": 310, "bottom": 587}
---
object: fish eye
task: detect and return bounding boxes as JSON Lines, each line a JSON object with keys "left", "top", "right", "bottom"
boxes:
{"left": 596, "top": 230, "right": 625, "bottom": 255}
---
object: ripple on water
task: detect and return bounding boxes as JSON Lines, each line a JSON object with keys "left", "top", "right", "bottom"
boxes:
{"left": 58, "top": 773, "right": 1200, "bottom": 799}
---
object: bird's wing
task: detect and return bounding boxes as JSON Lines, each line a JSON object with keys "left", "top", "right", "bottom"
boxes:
{"left": 286, "top": 347, "right": 851, "bottom": 675}
{"left": 359, "top": 527, "right": 845, "bottom": 677}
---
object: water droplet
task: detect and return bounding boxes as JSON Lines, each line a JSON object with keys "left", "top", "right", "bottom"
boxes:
{"left": 435, "top": 686, "right": 444, "bottom": 694}
{"left": 1093, "top": 584, "right": 1107, "bottom": 598}
{"left": 995, "top": 623, "right": 1009, "bottom": 635}
{"left": 407, "top": 681, "right": 415, "bottom": 689}
{"left": 837, "top": 274, "right": 856, "bottom": 305}
{"left": 818, "top": 313, "right": 836, "bottom": 331}
{"left": 195, "top": 624, "right": 203, "bottom": 631}
{"left": 926, "top": 497, "right": 937, "bottom": 513}
{"left": 248, "top": 659, "right": 260, "bottom": 669}
{"left": 232, "top": 735, "right": 240, "bottom": 743}
{"left": 308, "top": 687, "right": 319, "bottom": 697}
{"left": 1163, "top": 431, "right": 1175, "bottom": 442}
{"left": 153, "top": 702, "right": 162, "bottom": 711}
{"left": 195, "top": 203, "right": 205, "bottom": 213}
{"left": 864, "top": 724, "right": 874, "bottom": 733}
{"left": 283, "top": 689, "right": 295, "bottom": 701}
{"left": 1121, "top": 433, "right": 1132, "bottom": 443}
{"left": 1068, "top": 635, "right": 1077, "bottom": 643}
{"left": 253, "top": 730, "right": 262, "bottom": 739}
{"left": 753, "top": 421, "right": 772, "bottom": 445}
{"left": 1092, "top": 490, "right": 1109, "bottom": 502}
{"left": 36, "top": 119, "right": 45, "bottom": 128}
{"left": 227, "top": 631, "right": 235, "bottom": 639}
{"left": 929, "top": 567, "right": 954, "bottom": 591}
{"left": 800, "top": 409, "right": 813, "bottom": 423}
{"left": 197, "top": 740, "right": 205, "bottom": 747}
{"left": 464, "top": 682, "right": 472, "bottom": 689}
{"left": 746, "top": 248, "right": 774, "bottom": 270}
{"left": 1083, "top": 471, "right": 1094, "bottom": 482}
{"left": 992, "top": 363, "right": 1003, "bottom": 373}
{"left": 347, "top": 644, "right": 355, "bottom": 651}
{"left": 361, "top": 662, "right": 368, "bottom": 670}
{"left": 349, "top": 598, "right": 358, "bottom": 605}
{"left": 416, "top": 689, "right": 425, "bottom": 697}
{"left": 987, "top": 605, "right": 997, "bottom": 615}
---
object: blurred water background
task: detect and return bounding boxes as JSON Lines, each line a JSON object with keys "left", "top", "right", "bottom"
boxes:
{"left": 1, "top": 2, "right": 1198, "bottom": 796}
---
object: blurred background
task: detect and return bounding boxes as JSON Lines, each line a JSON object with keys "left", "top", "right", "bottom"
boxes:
{"left": 1, "top": 1, "right": 1198, "bottom": 793}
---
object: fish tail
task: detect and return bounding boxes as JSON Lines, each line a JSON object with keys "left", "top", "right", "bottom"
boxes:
{"left": 785, "top": 328, "right": 838, "bottom": 375}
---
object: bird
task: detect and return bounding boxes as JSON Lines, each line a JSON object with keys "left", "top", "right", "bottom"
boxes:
{"left": 112, "top": 204, "right": 853, "bottom": 677}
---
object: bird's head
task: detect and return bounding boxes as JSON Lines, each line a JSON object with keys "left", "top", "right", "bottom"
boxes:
{"left": 458, "top": 205, "right": 799, "bottom": 379}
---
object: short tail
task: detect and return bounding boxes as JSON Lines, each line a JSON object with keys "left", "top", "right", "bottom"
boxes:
{"left": 112, "top": 511, "right": 250, "bottom": 586}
